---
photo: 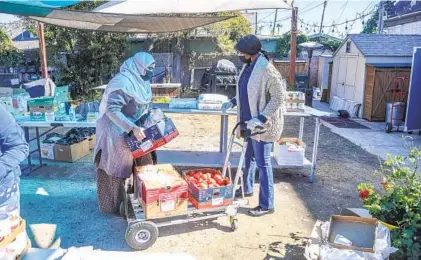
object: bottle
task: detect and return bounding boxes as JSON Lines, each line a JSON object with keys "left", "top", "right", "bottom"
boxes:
{"left": 69, "top": 107, "right": 76, "bottom": 121}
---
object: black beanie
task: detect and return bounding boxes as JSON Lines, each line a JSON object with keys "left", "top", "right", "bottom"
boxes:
{"left": 236, "top": 34, "right": 262, "bottom": 55}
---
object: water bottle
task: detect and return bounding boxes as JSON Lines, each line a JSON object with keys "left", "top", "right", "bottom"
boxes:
{"left": 69, "top": 107, "right": 76, "bottom": 121}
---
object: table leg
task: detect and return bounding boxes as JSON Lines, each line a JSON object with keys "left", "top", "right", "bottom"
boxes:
{"left": 36, "top": 127, "right": 43, "bottom": 167}
{"left": 223, "top": 115, "right": 229, "bottom": 153}
{"left": 24, "top": 127, "right": 32, "bottom": 173}
{"left": 299, "top": 117, "right": 304, "bottom": 140}
{"left": 219, "top": 116, "right": 224, "bottom": 153}
{"left": 310, "top": 118, "right": 321, "bottom": 183}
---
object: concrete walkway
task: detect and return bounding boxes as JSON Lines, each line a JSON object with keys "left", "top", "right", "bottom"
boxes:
{"left": 313, "top": 100, "right": 421, "bottom": 160}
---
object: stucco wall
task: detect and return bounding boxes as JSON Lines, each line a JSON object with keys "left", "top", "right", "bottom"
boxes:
{"left": 385, "top": 21, "right": 421, "bottom": 35}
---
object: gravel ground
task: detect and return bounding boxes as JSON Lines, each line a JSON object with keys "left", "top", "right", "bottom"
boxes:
{"left": 20, "top": 114, "right": 381, "bottom": 259}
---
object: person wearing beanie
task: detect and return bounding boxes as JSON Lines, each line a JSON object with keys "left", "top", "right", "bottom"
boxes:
{"left": 222, "top": 34, "right": 285, "bottom": 217}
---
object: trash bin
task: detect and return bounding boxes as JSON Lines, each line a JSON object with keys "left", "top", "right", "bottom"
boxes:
{"left": 304, "top": 89, "right": 313, "bottom": 107}
{"left": 295, "top": 74, "right": 309, "bottom": 89}
{"left": 385, "top": 102, "right": 405, "bottom": 132}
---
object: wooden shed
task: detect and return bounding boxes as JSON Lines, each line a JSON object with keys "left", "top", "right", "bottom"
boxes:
{"left": 363, "top": 63, "right": 411, "bottom": 121}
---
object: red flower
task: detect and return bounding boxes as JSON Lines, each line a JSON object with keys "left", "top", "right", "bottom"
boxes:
{"left": 380, "top": 179, "right": 388, "bottom": 185}
{"left": 359, "top": 189, "right": 370, "bottom": 200}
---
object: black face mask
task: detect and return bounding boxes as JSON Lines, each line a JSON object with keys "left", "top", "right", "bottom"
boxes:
{"left": 239, "top": 55, "right": 252, "bottom": 64}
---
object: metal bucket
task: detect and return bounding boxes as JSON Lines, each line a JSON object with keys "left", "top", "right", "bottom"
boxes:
{"left": 385, "top": 102, "right": 405, "bottom": 127}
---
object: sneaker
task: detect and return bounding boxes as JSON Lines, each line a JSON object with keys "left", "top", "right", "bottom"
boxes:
{"left": 235, "top": 188, "right": 253, "bottom": 198}
{"left": 248, "top": 206, "right": 275, "bottom": 217}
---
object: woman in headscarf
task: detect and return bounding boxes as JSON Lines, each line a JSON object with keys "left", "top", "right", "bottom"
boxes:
{"left": 222, "top": 34, "right": 285, "bottom": 217}
{"left": 94, "top": 52, "right": 156, "bottom": 214}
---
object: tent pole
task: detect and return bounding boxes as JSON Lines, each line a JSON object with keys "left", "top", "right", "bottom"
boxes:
{"left": 289, "top": 7, "right": 298, "bottom": 87}
{"left": 38, "top": 22, "right": 48, "bottom": 79}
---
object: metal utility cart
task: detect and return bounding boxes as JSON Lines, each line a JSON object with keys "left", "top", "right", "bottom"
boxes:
{"left": 119, "top": 122, "right": 262, "bottom": 250}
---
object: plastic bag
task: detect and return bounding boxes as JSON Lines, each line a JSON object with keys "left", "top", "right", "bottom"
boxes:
{"left": 135, "top": 108, "right": 165, "bottom": 129}
{"left": 319, "top": 221, "right": 398, "bottom": 260}
{"left": 169, "top": 98, "right": 197, "bottom": 109}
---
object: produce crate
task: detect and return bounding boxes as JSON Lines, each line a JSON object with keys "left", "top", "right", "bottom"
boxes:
{"left": 182, "top": 168, "right": 233, "bottom": 209}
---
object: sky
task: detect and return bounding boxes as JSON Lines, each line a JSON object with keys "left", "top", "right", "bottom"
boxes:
{"left": 250, "top": 0, "right": 380, "bottom": 37}
{"left": 0, "top": 0, "right": 379, "bottom": 38}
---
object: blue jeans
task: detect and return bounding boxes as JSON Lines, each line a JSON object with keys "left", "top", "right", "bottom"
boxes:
{"left": 243, "top": 139, "right": 274, "bottom": 209}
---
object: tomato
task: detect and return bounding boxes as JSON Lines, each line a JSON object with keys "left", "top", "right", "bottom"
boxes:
{"left": 196, "top": 171, "right": 203, "bottom": 175}
{"left": 214, "top": 183, "right": 220, "bottom": 187}
{"left": 205, "top": 173, "right": 212, "bottom": 180}
{"left": 214, "top": 175, "right": 223, "bottom": 182}
{"left": 215, "top": 170, "right": 222, "bottom": 176}
{"left": 224, "top": 178, "right": 231, "bottom": 186}
{"left": 199, "top": 182, "right": 208, "bottom": 189}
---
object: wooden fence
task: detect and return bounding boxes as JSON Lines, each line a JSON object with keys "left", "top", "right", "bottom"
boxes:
{"left": 273, "top": 60, "right": 307, "bottom": 84}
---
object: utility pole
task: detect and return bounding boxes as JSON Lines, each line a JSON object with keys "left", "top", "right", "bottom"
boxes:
{"left": 272, "top": 8, "right": 278, "bottom": 35}
{"left": 38, "top": 22, "right": 48, "bottom": 79}
{"left": 289, "top": 7, "right": 298, "bottom": 87}
{"left": 378, "top": 1, "right": 384, "bottom": 34}
{"left": 319, "top": 0, "right": 328, "bottom": 34}
{"left": 255, "top": 12, "right": 258, "bottom": 34}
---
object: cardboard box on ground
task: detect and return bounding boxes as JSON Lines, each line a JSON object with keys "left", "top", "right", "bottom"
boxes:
{"left": 135, "top": 164, "right": 188, "bottom": 220}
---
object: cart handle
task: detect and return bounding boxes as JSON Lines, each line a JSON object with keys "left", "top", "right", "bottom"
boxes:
{"left": 232, "top": 121, "right": 267, "bottom": 137}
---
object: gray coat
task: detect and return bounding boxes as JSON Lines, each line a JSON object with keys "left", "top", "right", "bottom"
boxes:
{"left": 234, "top": 55, "right": 286, "bottom": 142}
{"left": 0, "top": 104, "right": 29, "bottom": 205}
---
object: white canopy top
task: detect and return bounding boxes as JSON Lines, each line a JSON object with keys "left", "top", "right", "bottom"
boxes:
{"left": 94, "top": 0, "right": 292, "bottom": 14}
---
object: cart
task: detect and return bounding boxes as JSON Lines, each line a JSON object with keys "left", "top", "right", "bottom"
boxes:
{"left": 120, "top": 122, "right": 264, "bottom": 250}
{"left": 385, "top": 76, "right": 408, "bottom": 133}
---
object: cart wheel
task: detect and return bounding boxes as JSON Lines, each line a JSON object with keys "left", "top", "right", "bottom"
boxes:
{"left": 125, "top": 221, "right": 159, "bottom": 250}
{"left": 119, "top": 201, "right": 126, "bottom": 219}
{"left": 230, "top": 216, "right": 238, "bottom": 232}
{"left": 385, "top": 123, "right": 392, "bottom": 133}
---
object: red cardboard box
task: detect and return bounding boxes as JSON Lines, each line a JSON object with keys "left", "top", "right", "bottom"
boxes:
{"left": 135, "top": 164, "right": 188, "bottom": 219}
{"left": 125, "top": 117, "right": 179, "bottom": 159}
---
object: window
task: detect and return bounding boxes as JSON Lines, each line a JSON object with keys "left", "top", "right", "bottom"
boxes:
{"left": 346, "top": 41, "right": 351, "bottom": 53}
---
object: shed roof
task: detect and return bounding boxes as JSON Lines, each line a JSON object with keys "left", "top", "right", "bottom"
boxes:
{"left": 347, "top": 34, "right": 421, "bottom": 57}
{"left": 366, "top": 63, "right": 412, "bottom": 68}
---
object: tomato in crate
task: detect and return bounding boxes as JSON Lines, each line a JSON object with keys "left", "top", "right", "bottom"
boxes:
{"left": 182, "top": 168, "right": 233, "bottom": 209}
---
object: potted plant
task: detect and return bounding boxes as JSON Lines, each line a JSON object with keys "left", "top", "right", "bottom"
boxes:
{"left": 357, "top": 147, "right": 421, "bottom": 259}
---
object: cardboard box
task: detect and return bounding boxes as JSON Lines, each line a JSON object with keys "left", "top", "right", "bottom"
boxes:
{"left": 40, "top": 136, "right": 62, "bottom": 160}
{"left": 28, "top": 97, "right": 55, "bottom": 121}
{"left": 135, "top": 164, "right": 188, "bottom": 220}
{"left": 87, "top": 134, "right": 96, "bottom": 150}
{"left": 125, "top": 117, "right": 179, "bottom": 159}
{"left": 274, "top": 138, "right": 306, "bottom": 166}
{"left": 327, "top": 215, "right": 378, "bottom": 253}
{"left": 182, "top": 168, "right": 234, "bottom": 209}
{"left": 54, "top": 139, "right": 90, "bottom": 162}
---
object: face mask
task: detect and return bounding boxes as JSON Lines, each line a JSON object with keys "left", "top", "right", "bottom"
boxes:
{"left": 141, "top": 69, "right": 154, "bottom": 81}
{"left": 239, "top": 55, "right": 251, "bottom": 64}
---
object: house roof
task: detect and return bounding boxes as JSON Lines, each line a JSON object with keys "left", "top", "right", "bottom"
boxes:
{"left": 347, "top": 34, "right": 421, "bottom": 57}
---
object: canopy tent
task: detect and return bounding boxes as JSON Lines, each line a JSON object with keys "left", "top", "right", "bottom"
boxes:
{"left": 94, "top": 0, "right": 292, "bottom": 14}
{"left": 0, "top": 1, "right": 231, "bottom": 33}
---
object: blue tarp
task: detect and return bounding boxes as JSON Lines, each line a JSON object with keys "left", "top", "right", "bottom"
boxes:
{"left": 0, "top": 1, "right": 80, "bottom": 16}
{"left": 405, "top": 48, "right": 421, "bottom": 132}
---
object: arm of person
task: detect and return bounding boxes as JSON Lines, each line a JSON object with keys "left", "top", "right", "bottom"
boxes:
{"left": 0, "top": 105, "right": 29, "bottom": 179}
{"left": 105, "top": 89, "right": 136, "bottom": 133}
{"left": 257, "top": 70, "right": 286, "bottom": 123}
{"left": 230, "top": 96, "right": 237, "bottom": 107}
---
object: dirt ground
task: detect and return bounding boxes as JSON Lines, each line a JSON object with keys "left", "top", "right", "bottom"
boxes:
{"left": 20, "top": 114, "right": 380, "bottom": 259}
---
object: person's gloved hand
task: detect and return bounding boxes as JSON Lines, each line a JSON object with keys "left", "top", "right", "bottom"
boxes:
{"left": 247, "top": 118, "right": 264, "bottom": 130}
{"left": 133, "top": 126, "right": 146, "bottom": 141}
{"left": 221, "top": 101, "right": 233, "bottom": 113}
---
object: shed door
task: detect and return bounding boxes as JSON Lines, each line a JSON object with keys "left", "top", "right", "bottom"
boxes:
{"left": 405, "top": 47, "right": 421, "bottom": 131}
{"left": 336, "top": 56, "right": 358, "bottom": 100}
